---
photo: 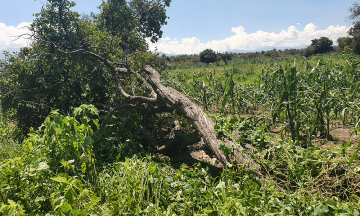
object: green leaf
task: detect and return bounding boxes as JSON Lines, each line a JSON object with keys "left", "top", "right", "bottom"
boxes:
{"left": 89, "top": 192, "right": 100, "bottom": 205}
{"left": 80, "top": 117, "right": 89, "bottom": 126}
{"left": 349, "top": 142, "right": 360, "bottom": 166}
{"left": 204, "top": 209, "right": 215, "bottom": 213}
{"left": 324, "top": 199, "right": 338, "bottom": 210}
{"left": 73, "top": 107, "right": 82, "bottom": 117}
{"left": 7, "top": 200, "right": 16, "bottom": 205}
{"left": 52, "top": 197, "right": 63, "bottom": 211}
{"left": 93, "top": 119, "right": 99, "bottom": 129}
{"left": 51, "top": 174, "right": 69, "bottom": 183}
{"left": 342, "top": 140, "right": 353, "bottom": 152}
{"left": 229, "top": 115, "right": 238, "bottom": 125}
{"left": 314, "top": 204, "right": 329, "bottom": 216}
{"left": 352, "top": 127, "right": 360, "bottom": 135}
{"left": 65, "top": 188, "right": 78, "bottom": 205}
{"left": 2, "top": 206, "right": 15, "bottom": 216}
{"left": 222, "top": 94, "right": 230, "bottom": 109}
{"left": 72, "top": 209, "right": 89, "bottom": 216}
{"left": 87, "top": 105, "right": 99, "bottom": 116}
{"left": 60, "top": 202, "right": 72, "bottom": 215}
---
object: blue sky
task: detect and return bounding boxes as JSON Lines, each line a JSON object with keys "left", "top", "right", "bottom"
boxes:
{"left": 0, "top": 0, "right": 356, "bottom": 58}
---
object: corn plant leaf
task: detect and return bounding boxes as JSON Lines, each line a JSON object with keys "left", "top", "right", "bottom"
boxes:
{"left": 222, "top": 75, "right": 232, "bottom": 108}
{"left": 349, "top": 142, "right": 360, "bottom": 166}
{"left": 351, "top": 127, "right": 360, "bottom": 136}
{"left": 343, "top": 140, "right": 353, "bottom": 152}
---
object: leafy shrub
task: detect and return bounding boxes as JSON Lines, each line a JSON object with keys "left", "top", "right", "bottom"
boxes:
{"left": 23, "top": 105, "right": 99, "bottom": 182}
{"left": 0, "top": 105, "right": 101, "bottom": 215}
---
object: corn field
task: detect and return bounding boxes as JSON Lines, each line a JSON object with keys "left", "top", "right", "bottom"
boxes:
{"left": 163, "top": 51, "right": 360, "bottom": 145}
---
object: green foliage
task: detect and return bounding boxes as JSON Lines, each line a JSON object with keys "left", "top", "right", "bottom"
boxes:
{"left": 200, "top": 49, "right": 217, "bottom": 64}
{"left": 96, "top": 0, "right": 171, "bottom": 52}
{"left": 23, "top": 105, "right": 99, "bottom": 181}
{"left": 213, "top": 114, "right": 270, "bottom": 150}
{"left": 93, "top": 111, "right": 145, "bottom": 164}
{"left": 49, "top": 174, "right": 100, "bottom": 215}
{"left": 0, "top": 105, "right": 101, "bottom": 215}
{"left": 0, "top": 199, "right": 26, "bottom": 216}
{"left": 0, "top": 108, "right": 20, "bottom": 160}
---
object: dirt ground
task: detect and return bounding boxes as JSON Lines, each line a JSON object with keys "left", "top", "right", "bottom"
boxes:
{"left": 314, "top": 125, "right": 359, "bottom": 148}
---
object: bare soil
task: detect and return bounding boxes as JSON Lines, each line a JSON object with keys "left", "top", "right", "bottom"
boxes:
{"left": 318, "top": 125, "right": 359, "bottom": 147}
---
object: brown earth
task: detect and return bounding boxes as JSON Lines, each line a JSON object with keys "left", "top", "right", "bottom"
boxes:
{"left": 314, "top": 125, "right": 359, "bottom": 148}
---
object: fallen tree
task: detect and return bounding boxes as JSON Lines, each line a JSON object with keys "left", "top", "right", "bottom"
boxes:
{"left": 0, "top": 0, "right": 259, "bottom": 169}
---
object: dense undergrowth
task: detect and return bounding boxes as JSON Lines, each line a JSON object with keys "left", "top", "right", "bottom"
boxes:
{"left": 1, "top": 52, "right": 360, "bottom": 215}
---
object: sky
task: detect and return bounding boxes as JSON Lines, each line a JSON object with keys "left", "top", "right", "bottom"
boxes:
{"left": 0, "top": 0, "right": 356, "bottom": 59}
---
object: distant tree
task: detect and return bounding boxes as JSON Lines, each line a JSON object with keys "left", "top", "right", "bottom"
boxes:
{"left": 264, "top": 48, "right": 279, "bottom": 58}
{"left": 245, "top": 52, "right": 257, "bottom": 59}
{"left": 220, "top": 51, "right": 233, "bottom": 63}
{"left": 199, "top": 49, "right": 217, "bottom": 64}
{"left": 310, "top": 37, "right": 334, "bottom": 54}
{"left": 305, "top": 46, "right": 315, "bottom": 57}
{"left": 282, "top": 48, "right": 299, "bottom": 56}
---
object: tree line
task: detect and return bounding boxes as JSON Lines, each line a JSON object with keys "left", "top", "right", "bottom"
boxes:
{"left": 161, "top": 36, "right": 339, "bottom": 64}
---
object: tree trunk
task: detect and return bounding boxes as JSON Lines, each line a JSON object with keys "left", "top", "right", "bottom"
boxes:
{"left": 144, "top": 66, "right": 260, "bottom": 170}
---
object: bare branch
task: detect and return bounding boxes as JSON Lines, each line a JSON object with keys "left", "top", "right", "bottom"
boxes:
{"left": 116, "top": 67, "right": 157, "bottom": 98}
{"left": 114, "top": 76, "right": 158, "bottom": 104}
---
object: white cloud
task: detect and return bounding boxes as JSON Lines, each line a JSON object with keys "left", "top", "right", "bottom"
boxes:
{"left": 161, "top": 37, "right": 171, "bottom": 41}
{"left": 297, "top": 23, "right": 300, "bottom": 25}
{"left": 0, "top": 22, "right": 32, "bottom": 51}
{"left": 149, "top": 23, "right": 349, "bottom": 55}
